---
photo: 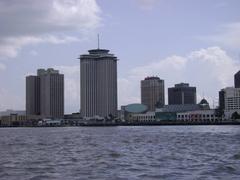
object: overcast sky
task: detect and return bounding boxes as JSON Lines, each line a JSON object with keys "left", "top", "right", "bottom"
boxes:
{"left": 0, "top": 0, "right": 240, "bottom": 113}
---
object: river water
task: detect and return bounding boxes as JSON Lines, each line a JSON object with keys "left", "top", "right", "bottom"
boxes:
{"left": 0, "top": 126, "right": 240, "bottom": 180}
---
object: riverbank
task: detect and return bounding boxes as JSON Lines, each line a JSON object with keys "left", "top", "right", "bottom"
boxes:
{"left": 80, "top": 121, "right": 240, "bottom": 126}
{"left": 1, "top": 121, "right": 240, "bottom": 127}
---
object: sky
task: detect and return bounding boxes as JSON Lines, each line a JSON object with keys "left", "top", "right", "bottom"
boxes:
{"left": 0, "top": 0, "right": 240, "bottom": 113}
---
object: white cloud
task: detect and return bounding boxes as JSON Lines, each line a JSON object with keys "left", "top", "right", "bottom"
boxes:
{"left": 0, "top": 0, "right": 101, "bottom": 59}
{"left": 118, "top": 47, "right": 239, "bottom": 107}
{"left": 199, "top": 22, "right": 240, "bottom": 49}
{"left": 0, "top": 35, "right": 80, "bottom": 58}
{"left": 55, "top": 65, "right": 80, "bottom": 113}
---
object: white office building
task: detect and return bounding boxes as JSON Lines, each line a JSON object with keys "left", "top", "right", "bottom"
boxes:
{"left": 221, "top": 87, "right": 240, "bottom": 119}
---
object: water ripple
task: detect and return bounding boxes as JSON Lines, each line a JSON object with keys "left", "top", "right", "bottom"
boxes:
{"left": 0, "top": 126, "right": 240, "bottom": 179}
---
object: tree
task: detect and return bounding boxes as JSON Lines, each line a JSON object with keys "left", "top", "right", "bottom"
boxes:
{"left": 231, "top": 112, "right": 240, "bottom": 120}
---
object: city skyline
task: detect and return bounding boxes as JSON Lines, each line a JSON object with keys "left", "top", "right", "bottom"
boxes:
{"left": 0, "top": 0, "right": 240, "bottom": 113}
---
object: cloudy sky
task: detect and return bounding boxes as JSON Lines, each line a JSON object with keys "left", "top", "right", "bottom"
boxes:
{"left": 0, "top": 0, "right": 240, "bottom": 113}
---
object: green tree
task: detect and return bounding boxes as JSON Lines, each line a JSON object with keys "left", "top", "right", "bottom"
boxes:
{"left": 231, "top": 112, "right": 240, "bottom": 120}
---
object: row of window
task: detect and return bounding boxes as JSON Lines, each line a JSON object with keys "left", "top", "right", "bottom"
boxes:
{"left": 177, "top": 114, "right": 214, "bottom": 118}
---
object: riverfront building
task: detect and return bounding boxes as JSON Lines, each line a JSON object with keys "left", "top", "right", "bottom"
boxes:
{"left": 168, "top": 83, "right": 196, "bottom": 105}
{"left": 80, "top": 49, "right": 118, "bottom": 118}
{"left": 26, "top": 68, "right": 64, "bottom": 118}
{"left": 26, "top": 76, "right": 40, "bottom": 115}
{"left": 141, "top": 76, "right": 165, "bottom": 111}
{"left": 177, "top": 110, "right": 220, "bottom": 122}
{"left": 156, "top": 99, "right": 210, "bottom": 121}
{"left": 220, "top": 87, "right": 240, "bottom": 119}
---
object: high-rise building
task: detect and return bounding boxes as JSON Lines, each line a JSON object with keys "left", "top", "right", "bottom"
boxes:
{"left": 26, "top": 76, "right": 40, "bottom": 115}
{"left": 26, "top": 68, "right": 64, "bottom": 118}
{"left": 168, "top": 83, "right": 196, "bottom": 105}
{"left": 141, "top": 76, "right": 165, "bottom": 111}
{"left": 38, "top": 69, "right": 64, "bottom": 118}
{"left": 234, "top": 71, "right": 240, "bottom": 88}
{"left": 80, "top": 49, "right": 118, "bottom": 118}
{"left": 219, "top": 89, "right": 225, "bottom": 111}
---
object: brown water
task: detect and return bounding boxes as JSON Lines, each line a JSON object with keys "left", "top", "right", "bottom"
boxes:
{"left": 0, "top": 126, "right": 240, "bottom": 180}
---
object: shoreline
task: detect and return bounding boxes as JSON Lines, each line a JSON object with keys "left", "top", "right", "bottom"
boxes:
{"left": 1, "top": 121, "right": 240, "bottom": 127}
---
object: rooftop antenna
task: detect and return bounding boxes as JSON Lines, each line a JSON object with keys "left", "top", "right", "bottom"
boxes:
{"left": 97, "top": 34, "right": 100, "bottom": 49}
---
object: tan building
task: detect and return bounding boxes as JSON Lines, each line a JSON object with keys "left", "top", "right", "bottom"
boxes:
{"left": 0, "top": 114, "right": 27, "bottom": 126}
{"left": 141, "top": 77, "right": 165, "bottom": 111}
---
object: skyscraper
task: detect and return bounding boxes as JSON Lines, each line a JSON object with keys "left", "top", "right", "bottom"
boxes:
{"left": 141, "top": 76, "right": 165, "bottom": 111}
{"left": 26, "top": 76, "right": 40, "bottom": 115}
{"left": 168, "top": 83, "right": 196, "bottom": 105}
{"left": 38, "top": 69, "right": 64, "bottom": 118}
{"left": 26, "top": 68, "right": 64, "bottom": 118}
{"left": 234, "top": 71, "right": 240, "bottom": 88}
{"left": 219, "top": 89, "right": 225, "bottom": 111}
{"left": 80, "top": 48, "right": 118, "bottom": 118}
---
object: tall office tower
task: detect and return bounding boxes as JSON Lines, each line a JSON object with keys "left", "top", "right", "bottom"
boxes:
{"left": 141, "top": 76, "right": 165, "bottom": 111}
{"left": 38, "top": 69, "right": 64, "bottom": 118}
{"left": 168, "top": 83, "right": 196, "bottom": 105}
{"left": 219, "top": 89, "right": 225, "bottom": 111}
{"left": 80, "top": 49, "right": 118, "bottom": 118}
{"left": 26, "top": 68, "right": 64, "bottom": 118}
{"left": 234, "top": 71, "right": 240, "bottom": 88}
{"left": 26, "top": 76, "right": 40, "bottom": 115}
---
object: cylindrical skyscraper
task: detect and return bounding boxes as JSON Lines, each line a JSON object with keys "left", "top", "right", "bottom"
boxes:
{"left": 80, "top": 49, "right": 118, "bottom": 118}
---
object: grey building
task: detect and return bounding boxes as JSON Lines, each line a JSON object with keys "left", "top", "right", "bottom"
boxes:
{"left": 26, "top": 68, "right": 64, "bottom": 118}
{"left": 234, "top": 71, "right": 240, "bottom": 88}
{"left": 38, "top": 69, "right": 64, "bottom": 118}
{"left": 168, "top": 83, "right": 196, "bottom": 105}
{"left": 80, "top": 49, "right": 118, "bottom": 118}
{"left": 141, "top": 76, "right": 165, "bottom": 111}
{"left": 26, "top": 76, "right": 40, "bottom": 115}
{"left": 219, "top": 89, "right": 225, "bottom": 111}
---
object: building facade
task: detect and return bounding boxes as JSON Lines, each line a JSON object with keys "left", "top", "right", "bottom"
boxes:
{"left": 26, "top": 76, "right": 40, "bottom": 115}
{"left": 234, "top": 71, "right": 240, "bottom": 88}
{"left": 141, "top": 76, "right": 165, "bottom": 111}
{"left": 168, "top": 83, "right": 196, "bottom": 105}
{"left": 177, "top": 110, "right": 220, "bottom": 122}
{"left": 38, "top": 69, "right": 64, "bottom": 118}
{"left": 221, "top": 87, "right": 240, "bottom": 119}
{"left": 80, "top": 49, "right": 118, "bottom": 118}
{"left": 218, "top": 89, "right": 225, "bottom": 115}
{"left": 0, "top": 114, "right": 27, "bottom": 127}
{"left": 130, "top": 112, "right": 156, "bottom": 123}
{"left": 26, "top": 68, "right": 64, "bottom": 119}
